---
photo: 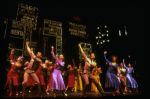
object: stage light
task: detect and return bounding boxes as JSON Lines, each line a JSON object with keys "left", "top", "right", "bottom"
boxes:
{"left": 97, "top": 42, "right": 99, "bottom": 45}
{"left": 105, "top": 26, "right": 107, "bottom": 28}
{"left": 102, "top": 34, "right": 104, "bottom": 37}
{"left": 97, "top": 27, "right": 99, "bottom": 29}
{"left": 96, "top": 36, "right": 98, "bottom": 39}
{"left": 103, "top": 40, "right": 105, "bottom": 43}
{"left": 99, "top": 36, "right": 101, "bottom": 38}
{"left": 106, "top": 30, "right": 109, "bottom": 32}
{"left": 119, "top": 29, "right": 121, "bottom": 36}
{"left": 106, "top": 34, "right": 109, "bottom": 36}
{"left": 99, "top": 32, "right": 101, "bottom": 34}
{"left": 100, "top": 42, "right": 103, "bottom": 44}
{"left": 125, "top": 31, "right": 127, "bottom": 36}
{"left": 107, "top": 39, "right": 109, "bottom": 42}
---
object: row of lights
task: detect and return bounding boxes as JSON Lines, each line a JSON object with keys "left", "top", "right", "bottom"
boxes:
{"left": 96, "top": 39, "right": 110, "bottom": 45}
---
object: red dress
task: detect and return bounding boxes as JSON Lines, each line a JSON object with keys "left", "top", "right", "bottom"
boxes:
{"left": 36, "top": 65, "right": 46, "bottom": 85}
{"left": 7, "top": 54, "right": 20, "bottom": 85}
{"left": 67, "top": 65, "right": 75, "bottom": 87}
{"left": 27, "top": 76, "right": 35, "bottom": 86}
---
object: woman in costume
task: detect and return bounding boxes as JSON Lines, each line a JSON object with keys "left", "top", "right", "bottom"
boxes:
{"left": 123, "top": 59, "right": 138, "bottom": 93}
{"left": 104, "top": 51, "right": 120, "bottom": 96}
{"left": 46, "top": 62, "right": 54, "bottom": 92}
{"left": 77, "top": 63, "right": 83, "bottom": 92}
{"left": 65, "top": 59, "right": 76, "bottom": 92}
{"left": 50, "top": 46, "right": 67, "bottom": 97}
{"left": 6, "top": 49, "right": 23, "bottom": 96}
{"left": 79, "top": 43, "right": 105, "bottom": 97}
{"left": 117, "top": 62, "right": 127, "bottom": 94}
{"left": 91, "top": 66, "right": 103, "bottom": 92}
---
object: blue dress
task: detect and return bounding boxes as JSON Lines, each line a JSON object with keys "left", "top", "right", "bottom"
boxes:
{"left": 123, "top": 62, "right": 138, "bottom": 88}
{"left": 50, "top": 51, "right": 66, "bottom": 90}
{"left": 104, "top": 54, "right": 120, "bottom": 89}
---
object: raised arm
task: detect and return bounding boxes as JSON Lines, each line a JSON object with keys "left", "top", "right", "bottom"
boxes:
{"left": 26, "top": 42, "right": 36, "bottom": 58}
{"left": 9, "top": 49, "right": 16, "bottom": 63}
{"left": 104, "top": 51, "right": 111, "bottom": 63}
{"left": 72, "top": 59, "right": 76, "bottom": 70}
{"left": 123, "top": 59, "right": 128, "bottom": 69}
{"left": 51, "top": 46, "right": 57, "bottom": 60}
{"left": 78, "top": 43, "right": 90, "bottom": 63}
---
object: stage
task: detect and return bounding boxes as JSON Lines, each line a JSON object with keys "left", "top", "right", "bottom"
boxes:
{"left": 4, "top": 90, "right": 144, "bottom": 98}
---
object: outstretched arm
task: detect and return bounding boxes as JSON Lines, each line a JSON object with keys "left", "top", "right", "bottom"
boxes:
{"left": 9, "top": 49, "right": 16, "bottom": 63}
{"left": 123, "top": 59, "right": 128, "bottom": 69}
{"left": 26, "top": 42, "right": 36, "bottom": 58}
{"left": 104, "top": 51, "right": 111, "bottom": 63}
{"left": 78, "top": 43, "right": 90, "bottom": 63}
{"left": 72, "top": 59, "right": 76, "bottom": 70}
{"left": 51, "top": 46, "right": 57, "bottom": 60}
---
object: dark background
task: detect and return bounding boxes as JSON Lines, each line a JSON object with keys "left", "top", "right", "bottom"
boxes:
{"left": 3, "top": 1, "right": 148, "bottom": 92}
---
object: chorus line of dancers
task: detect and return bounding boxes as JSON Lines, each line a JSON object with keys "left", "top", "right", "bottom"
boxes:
{"left": 5, "top": 42, "right": 138, "bottom": 98}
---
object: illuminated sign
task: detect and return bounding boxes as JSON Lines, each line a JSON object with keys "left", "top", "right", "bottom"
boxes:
{"left": 69, "top": 22, "right": 86, "bottom": 38}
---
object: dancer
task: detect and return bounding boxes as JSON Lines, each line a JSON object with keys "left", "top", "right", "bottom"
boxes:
{"left": 74, "top": 63, "right": 83, "bottom": 92}
{"left": 26, "top": 60, "right": 51, "bottom": 94}
{"left": 50, "top": 46, "right": 67, "bottom": 97}
{"left": 25, "top": 61, "right": 35, "bottom": 93}
{"left": 78, "top": 43, "right": 105, "bottom": 97}
{"left": 123, "top": 59, "right": 138, "bottom": 93}
{"left": 6, "top": 49, "right": 23, "bottom": 96}
{"left": 65, "top": 59, "right": 76, "bottom": 92}
{"left": 117, "top": 63, "right": 127, "bottom": 94}
{"left": 104, "top": 51, "right": 120, "bottom": 96}
{"left": 35, "top": 60, "right": 51, "bottom": 94}
{"left": 47, "top": 62, "right": 54, "bottom": 92}
{"left": 91, "top": 66, "right": 103, "bottom": 92}
{"left": 22, "top": 42, "right": 42, "bottom": 98}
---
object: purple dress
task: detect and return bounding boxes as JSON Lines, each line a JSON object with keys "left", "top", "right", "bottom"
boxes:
{"left": 104, "top": 54, "right": 120, "bottom": 89}
{"left": 123, "top": 62, "right": 138, "bottom": 88}
{"left": 50, "top": 51, "right": 66, "bottom": 90}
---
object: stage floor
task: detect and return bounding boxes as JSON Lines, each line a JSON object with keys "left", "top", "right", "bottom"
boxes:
{"left": 4, "top": 90, "right": 145, "bottom": 98}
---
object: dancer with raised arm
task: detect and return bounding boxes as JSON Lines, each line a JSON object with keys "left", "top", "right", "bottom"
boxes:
{"left": 79, "top": 43, "right": 105, "bottom": 98}
{"left": 104, "top": 51, "right": 120, "bottom": 96}
{"left": 26, "top": 60, "right": 51, "bottom": 94}
{"left": 65, "top": 59, "right": 76, "bottom": 92}
{"left": 123, "top": 59, "right": 138, "bottom": 93}
{"left": 6, "top": 49, "right": 23, "bottom": 96}
{"left": 117, "top": 63, "right": 127, "bottom": 94}
{"left": 50, "top": 46, "right": 67, "bottom": 97}
{"left": 22, "top": 42, "right": 43, "bottom": 98}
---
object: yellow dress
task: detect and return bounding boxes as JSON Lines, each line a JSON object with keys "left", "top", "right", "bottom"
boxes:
{"left": 74, "top": 65, "right": 83, "bottom": 92}
{"left": 91, "top": 67, "right": 103, "bottom": 92}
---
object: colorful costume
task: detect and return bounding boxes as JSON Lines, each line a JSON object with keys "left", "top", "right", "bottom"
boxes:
{"left": 91, "top": 67, "right": 103, "bottom": 92}
{"left": 36, "top": 65, "right": 46, "bottom": 86}
{"left": 117, "top": 66, "right": 127, "bottom": 93}
{"left": 123, "top": 62, "right": 138, "bottom": 89}
{"left": 50, "top": 51, "right": 66, "bottom": 91}
{"left": 104, "top": 54, "right": 120, "bottom": 89}
{"left": 7, "top": 54, "right": 20, "bottom": 86}
{"left": 6, "top": 54, "right": 20, "bottom": 96}
{"left": 77, "top": 64, "right": 83, "bottom": 91}
{"left": 67, "top": 64, "right": 75, "bottom": 88}
{"left": 47, "top": 65, "right": 54, "bottom": 91}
